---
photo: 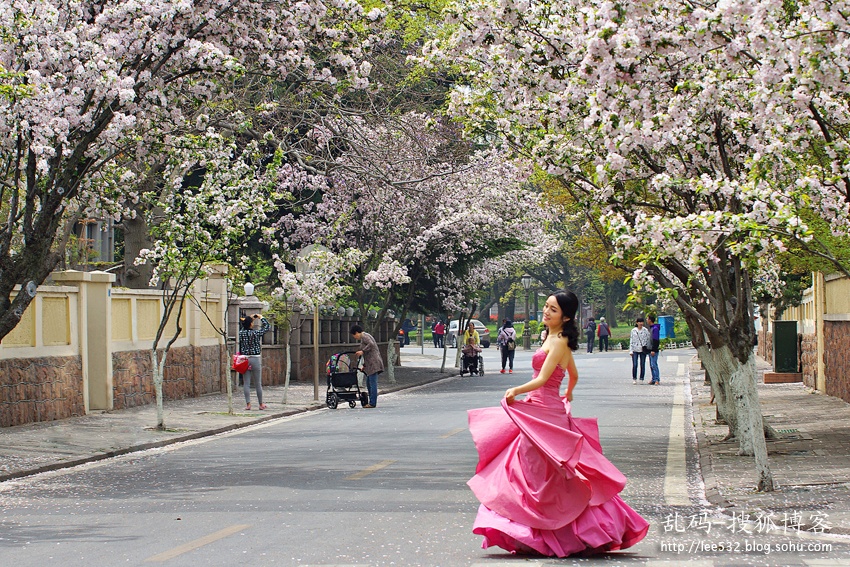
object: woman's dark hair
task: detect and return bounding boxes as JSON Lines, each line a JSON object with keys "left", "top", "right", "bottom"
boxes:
{"left": 504, "top": 320, "right": 513, "bottom": 328}
{"left": 240, "top": 317, "right": 253, "bottom": 331}
{"left": 551, "top": 290, "right": 579, "bottom": 351}
{"left": 350, "top": 324, "right": 364, "bottom": 335}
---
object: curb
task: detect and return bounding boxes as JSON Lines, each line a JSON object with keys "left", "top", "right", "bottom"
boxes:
{"left": 0, "top": 404, "right": 322, "bottom": 483}
{"left": 688, "top": 355, "right": 730, "bottom": 509}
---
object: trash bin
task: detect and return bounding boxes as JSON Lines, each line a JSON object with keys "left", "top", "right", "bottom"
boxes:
{"left": 773, "top": 320, "right": 798, "bottom": 373}
{"left": 659, "top": 316, "right": 675, "bottom": 339}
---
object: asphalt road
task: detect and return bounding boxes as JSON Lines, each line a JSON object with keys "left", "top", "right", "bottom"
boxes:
{"left": 1, "top": 348, "right": 849, "bottom": 566}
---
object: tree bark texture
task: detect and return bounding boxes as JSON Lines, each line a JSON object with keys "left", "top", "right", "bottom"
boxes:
{"left": 122, "top": 205, "right": 155, "bottom": 289}
{"left": 698, "top": 344, "right": 774, "bottom": 491}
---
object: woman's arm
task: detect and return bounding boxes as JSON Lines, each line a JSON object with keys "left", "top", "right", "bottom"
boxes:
{"left": 257, "top": 317, "right": 270, "bottom": 335}
{"left": 563, "top": 353, "right": 578, "bottom": 401}
{"left": 505, "top": 338, "right": 569, "bottom": 403}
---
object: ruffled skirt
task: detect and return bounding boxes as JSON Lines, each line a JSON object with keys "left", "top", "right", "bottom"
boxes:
{"left": 467, "top": 398, "right": 649, "bottom": 556}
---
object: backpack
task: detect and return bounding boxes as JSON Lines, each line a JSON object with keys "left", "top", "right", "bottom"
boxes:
{"left": 505, "top": 333, "right": 516, "bottom": 350}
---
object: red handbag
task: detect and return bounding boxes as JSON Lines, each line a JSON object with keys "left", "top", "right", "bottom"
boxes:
{"left": 231, "top": 353, "right": 251, "bottom": 373}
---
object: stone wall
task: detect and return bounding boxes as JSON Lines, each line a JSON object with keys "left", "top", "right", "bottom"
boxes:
{"left": 758, "top": 329, "right": 774, "bottom": 368}
{"left": 259, "top": 346, "right": 289, "bottom": 386}
{"left": 0, "top": 356, "right": 84, "bottom": 427}
{"left": 112, "top": 344, "right": 227, "bottom": 410}
{"left": 824, "top": 321, "right": 850, "bottom": 404}
{"left": 800, "top": 333, "right": 818, "bottom": 389}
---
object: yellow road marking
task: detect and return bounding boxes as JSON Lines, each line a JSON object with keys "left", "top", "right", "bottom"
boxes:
{"left": 664, "top": 370, "right": 689, "bottom": 506}
{"left": 440, "top": 427, "right": 466, "bottom": 438}
{"left": 145, "top": 524, "right": 251, "bottom": 562}
{"left": 346, "top": 459, "right": 396, "bottom": 480}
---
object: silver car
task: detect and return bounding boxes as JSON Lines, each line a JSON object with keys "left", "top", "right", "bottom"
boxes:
{"left": 447, "top": 319, "right": 491, "bottom": 348}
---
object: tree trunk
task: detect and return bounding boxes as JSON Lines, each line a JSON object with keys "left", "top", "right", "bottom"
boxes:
{"left": 440, "top": 310, "right": 450, "bottom": 373}
{"left": 151, "top": 349, "right": 166, "bottom": 430}
{"left": 282, "top": 334, "right": 292, "bottom": 405}
{"left": 386, "top": 338, "right": 397, "bottom": 384}
{"left": 123, "top": 207, "right": 154, "bottom": 289}
{"left": 226, "top": 345, "right": 234, "bottom": 415}
{"left": 605, "top": 285, "right": 618, "bottom": 327}
{"left": 506, "top": 296, "right": 516, "bottom": 321}
{"left": 699, "top": 344, "right": 774, "bottom": 491}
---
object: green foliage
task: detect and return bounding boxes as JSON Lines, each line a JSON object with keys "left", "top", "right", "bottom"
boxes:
{"left": 0, "top": 64, "right": 33, "bottom": 101}
{"left": 264, "top": 297, "right": 293, "bottom": 334}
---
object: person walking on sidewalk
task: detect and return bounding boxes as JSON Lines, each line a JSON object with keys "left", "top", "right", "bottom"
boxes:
{"left": 629, "top": 317, "right": 651, "bottom": 384}
{"left": 584, "top": 317, "right": 597, "bottom": 353}
{"left": 433, "top": 319, "right": 445, "bottom": 349}
{"left": 647, "top": 315, "right": 661, "bottom": 385}
{"left": 597, "top": 317, "right": 611, "bottom": 352}
{"left": 351, "top": 324, "right": 384, "bottom": 408}
{"left": 239, "top": 313, "right": 270, "bottom": 410}
{"left": 497, "top": 320, "right": 517, "bottom": 374}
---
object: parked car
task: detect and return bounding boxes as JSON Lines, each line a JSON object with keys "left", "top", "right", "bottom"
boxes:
{"left": 447, "top": 319, "right": 491, "bottom": 348}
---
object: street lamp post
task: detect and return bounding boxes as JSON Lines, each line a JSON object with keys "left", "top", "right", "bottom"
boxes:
{"left": 521, "top": 274, "right": 532, "bottom": 350}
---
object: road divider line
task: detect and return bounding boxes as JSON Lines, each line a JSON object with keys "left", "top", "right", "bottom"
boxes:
{"left": 346, "top": 459, "right": 396, "bottom": 480}
{"left": 664, "top": 374, "right": 689, "bottom": 506}
{"left": 144, "top": 524, "right": 251, "bottom": 562}
{"left": 440, "top": 427, "right": 466, "bottom": 438}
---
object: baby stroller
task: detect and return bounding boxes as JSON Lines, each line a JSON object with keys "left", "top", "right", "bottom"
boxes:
{"left": 460, "top": 343, "right": 484, "bottom": 376}
{"left": 326, "top": 351, "right": 369, "bottom": 409}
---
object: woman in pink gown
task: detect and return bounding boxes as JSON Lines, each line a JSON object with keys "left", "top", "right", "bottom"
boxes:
{"left": 468, "top": 290, "right": 649, "bottom": 557}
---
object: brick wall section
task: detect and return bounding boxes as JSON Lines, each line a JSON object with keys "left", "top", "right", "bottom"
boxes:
{"left": 112, "top": 344, "right": 226, "bottom": 410}
{"left": 0, "top": 356, "right": 84, "bottom": 427}
{"left": 824, "top": 321, "right": 850, "bottom": 404}
{"left": 800, "top": 333, "right": 818, "bottom": 389}
{"left": 260, "top": 346, "right": 288, "bottom": 386}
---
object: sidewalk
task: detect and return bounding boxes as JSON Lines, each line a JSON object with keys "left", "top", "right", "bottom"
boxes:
{"left": 690, "top": 353, "right": 850, "bottom": 535}
{"left": 0, "top": 350, "right": 456, "bottom": 482}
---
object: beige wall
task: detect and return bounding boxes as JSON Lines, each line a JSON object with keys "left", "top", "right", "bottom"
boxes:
{"left": 1, "top": 286, "right": 78, "bottom": 357}
{"left": 1, "top": 268, "right": 229, "bottom": 427}
{"left": 774, "top": 272, "right": 850, "bottom": 393}
{"left": 825, "top": 273, "right": 850, "bottom": 316}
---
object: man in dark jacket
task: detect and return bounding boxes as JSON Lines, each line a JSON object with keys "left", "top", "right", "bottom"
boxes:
{"left": 585, "top": 318, "right": 597, "bottom": 353}
{"left": 646, "top": 315, "right": 661, "bottom": 385}
{"left": 351, "top": 325, "right": 385, "bottom": 407}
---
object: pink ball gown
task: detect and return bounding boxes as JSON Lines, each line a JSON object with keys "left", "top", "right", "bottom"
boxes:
{"left": 467, "top": 348, "right": 649, "bottom": 556}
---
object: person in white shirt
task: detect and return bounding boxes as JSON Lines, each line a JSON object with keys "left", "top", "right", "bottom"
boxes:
{"left": 628, "top": 317, "right": 651, "bottom": 384}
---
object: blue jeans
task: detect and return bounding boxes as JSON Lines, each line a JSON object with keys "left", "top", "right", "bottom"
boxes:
{"left": 632, "top": 352, "right": 647, "bottom": 380}
{"left": 649, "top": 351, "right": 660, "bottom": 383}
{"left": 366, "top": 373, "right": 379, "bottom": 407}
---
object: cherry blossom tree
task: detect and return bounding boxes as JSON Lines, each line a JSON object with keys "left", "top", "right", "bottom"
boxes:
{"left": 135, "top": 134, "right": 275, "bottom": 429}
{"left": 0, "top": 0, "right": 379, "bottom": 340}
{"left": 269, "top": 113, "right": 555, "bottom": 378}
{"left": 428, "top": 0, "right": 850, "bottom": 491}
